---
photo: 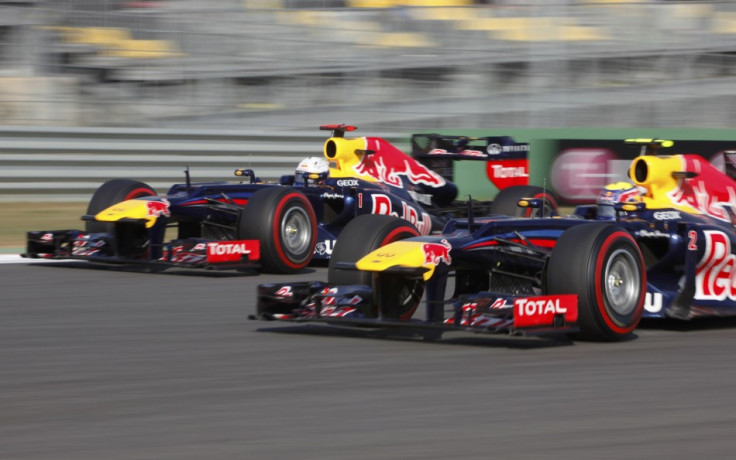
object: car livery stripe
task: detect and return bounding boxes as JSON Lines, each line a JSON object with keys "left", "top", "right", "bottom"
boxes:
{"left": 463, "top": 238, "right": 557, "bottom": 250}
{"left": 182, "top": 198, "right": 249, "bottom": 206}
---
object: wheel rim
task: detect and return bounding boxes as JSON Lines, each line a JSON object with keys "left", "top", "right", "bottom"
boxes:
{"left": 604, "top": 248, "right": 640, "bottom": 316}
{"left": 281, "top": 206, "right": 311, "bottom": 258}
{"left": 398, "top": 280, "right": 424, "bottom": 317}
{"left": 394, "top": 277, "right": 423, "bottom": 314}
{"left": 373, "top": 273, "right": 424, "bottom": 319}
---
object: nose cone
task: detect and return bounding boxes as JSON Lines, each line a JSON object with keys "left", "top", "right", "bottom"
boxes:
{"left": 355, "top": 240, "right": 451, "bottom": 281}
{"left": 95, "top": 198, "right": 167, "bottom": 229}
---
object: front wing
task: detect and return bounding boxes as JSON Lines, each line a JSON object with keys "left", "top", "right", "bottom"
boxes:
{"left": 24, "top": 229, "right": 260, "bottom": 271}
{"left": 255, "top": 281, "right": 578, "bottom": 338}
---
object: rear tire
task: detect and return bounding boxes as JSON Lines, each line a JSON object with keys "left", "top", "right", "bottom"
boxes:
{"left": 490, "top": 185, "right": 557, "bottom": 218}
{"left": 237, "top": 187, "right": 317, "bottom": 274}
{"left": 547, "top": 223, "right": 645, "bottom": 341}
{"left": 328, "top": 214, "right": 422, "bottom": 319}
{"left": 85, "top": 179, "right": 157, "bottom": 233}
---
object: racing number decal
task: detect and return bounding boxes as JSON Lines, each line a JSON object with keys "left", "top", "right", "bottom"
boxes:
{"left": 688, "top": 230, "right": 698, "bottom": 251}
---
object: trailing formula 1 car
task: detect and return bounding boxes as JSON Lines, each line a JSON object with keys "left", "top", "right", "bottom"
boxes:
{"left": 24, "top": 125, "right": 555, "bottom": 274}
{"left": 256, "top": 139, "right": 736, "bottom": 340}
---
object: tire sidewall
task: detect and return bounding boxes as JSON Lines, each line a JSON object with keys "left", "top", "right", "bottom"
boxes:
{"left": 328, "top": 214, "right": 421, "bottom": 318}
{"left": 590, "top": 230, "right": 646, "bottom": 336}
{"left": 491, "top": 185, "right": 557, "bottom": 217}
{"left": 270, "top": 191, "right": 318, "bottom": 270}
{"left": 328, "top": 214, "right": 420, "bottom": 286}
{"left": 548, "top": 223, "right": 645, "bottom": 340}
{"left": 238, "top": 187, "right": 317, "bottom": 274}
{"left": 523, "top": 189, "right": 558, "bottom": 218}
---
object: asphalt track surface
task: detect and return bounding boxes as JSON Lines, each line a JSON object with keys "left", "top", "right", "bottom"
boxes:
{"left": 3, "top": 259, "right": 736, "bottom": 459}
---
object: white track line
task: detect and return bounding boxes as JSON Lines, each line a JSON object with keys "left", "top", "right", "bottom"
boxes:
{"left": 0, "top": 255, "right": 68, "bottom": 264}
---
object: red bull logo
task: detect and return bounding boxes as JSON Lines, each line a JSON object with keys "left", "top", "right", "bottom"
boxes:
{"left": 369, "top": 194, "right": 431, "bottom": 236}
{"left": 695, "top": 230, "right": 736, "bottom": 301}
{"left": 669, "top": 179, "right": 736, "bottom": 222}
{"left": 353, "top": 137, "right": 446, "bottom": 188}
{"left": 422, "top": 239, "right": 452, "bottom": 266}
{"left": 145, "top": 199, "right": 171, "bottom": 218}
{"left": 667, "top": 155, "right": 736, "bottom": 223}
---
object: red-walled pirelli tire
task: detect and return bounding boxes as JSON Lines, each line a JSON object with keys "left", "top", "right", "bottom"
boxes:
{"left": 85, "top": 179, "right": 157, "bottom": 233}
{"left": 237, "top": 187, "right": 317, "bottom": 274}
{"left": 490, "top": 185, "right": 558, "bottom": 218}
{"left": 328, "top": 214, "right": 422, "bottom": 319}
{"left": 547, "top": 223, "right": 646, "bottom": 341}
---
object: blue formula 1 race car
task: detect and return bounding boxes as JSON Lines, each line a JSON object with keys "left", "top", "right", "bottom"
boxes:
{"left": 24, "top": 125, "right": 556, "bottom": 274}
{"left": 255, "top": 139, "right": 736, "bottom": 340}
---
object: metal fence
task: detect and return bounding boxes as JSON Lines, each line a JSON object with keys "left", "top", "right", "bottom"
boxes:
{"left": 0, "top": 126, "right": 405, "bottom": 201}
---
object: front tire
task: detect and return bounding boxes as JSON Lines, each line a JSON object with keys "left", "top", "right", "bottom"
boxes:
{"left": 85, "top": 179, "right": 157, "bottom": 233}
{"left": 547, "top": 223, "right": 645, "bottom": 341}
{"left": 490, "top": 185, "right": 557, "bottom": 218}
{"left": 328, "top": 214, "right": 422, "bottom": 319}
{"left": 237, "top": 187, "right": 317, "bottom": 274}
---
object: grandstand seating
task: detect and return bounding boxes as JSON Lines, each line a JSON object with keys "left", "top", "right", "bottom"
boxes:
{"left": 277, "top": 9, "right": 436, "bottom": 47}
{"left": 713, "top": 12, "right": 736, "bottom": 34}
{"left": 348, "top": 0, "right": 473, "bottom": 7}
{"left": 7, "top": 0, "right": 736, "bottom": 130}
{"left": 45, "top": 26, "right": 181, "bottom": 59}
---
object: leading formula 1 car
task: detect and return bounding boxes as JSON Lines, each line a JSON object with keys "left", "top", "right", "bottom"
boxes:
{"left": 255, "top": 139, "right": 736, "bottom": 340}
{"left": 24, "top": 125, "right": 556, "bottom": 274}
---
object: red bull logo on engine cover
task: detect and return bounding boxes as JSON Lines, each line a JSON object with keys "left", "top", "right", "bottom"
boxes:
{"left": 353, "top": 137, "right": 446, "bottom": 188}
{"left": 422, "top": 239, "right": 452, "bottom": 266}
{"left": 667, "top": 155, "right": 736, "bottom": 223}
{"left": 146, "top": 199, "right": 171, "bottom": 218}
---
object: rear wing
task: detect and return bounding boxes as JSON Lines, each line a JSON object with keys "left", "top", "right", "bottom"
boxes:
{"left": 723, "top": 150, "right": 736, "bottom": 181}
{"left": 411, "top": 134, "right": 529, "bottom": 160}
{"left": 411, "top": 133, "right": 530, "bottom": 191}
{"left": 624, "top": 138, "right": 674, "bottom": 156}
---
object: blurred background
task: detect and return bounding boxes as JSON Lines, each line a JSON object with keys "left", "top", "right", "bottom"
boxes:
{"left": 3, "top": 0, "right": 736, "bottom": 132}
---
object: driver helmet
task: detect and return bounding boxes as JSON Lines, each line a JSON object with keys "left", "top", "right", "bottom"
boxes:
{"left": 295, "top": 156, "right": 329, "bottom": 185}
{"left": 596, "top": 181, "right": 643, "bottom": 218}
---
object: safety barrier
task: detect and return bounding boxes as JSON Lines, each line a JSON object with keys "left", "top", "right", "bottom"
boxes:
{"left": 0, "top": 126, "right": 406, "bottom": 201}
{"left": 3, "top": 125, "right": 734, "bottom": 202}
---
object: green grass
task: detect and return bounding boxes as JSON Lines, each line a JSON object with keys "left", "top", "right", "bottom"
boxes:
{"left": 0, "top": 203, "right": 87, "bottom": 251}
